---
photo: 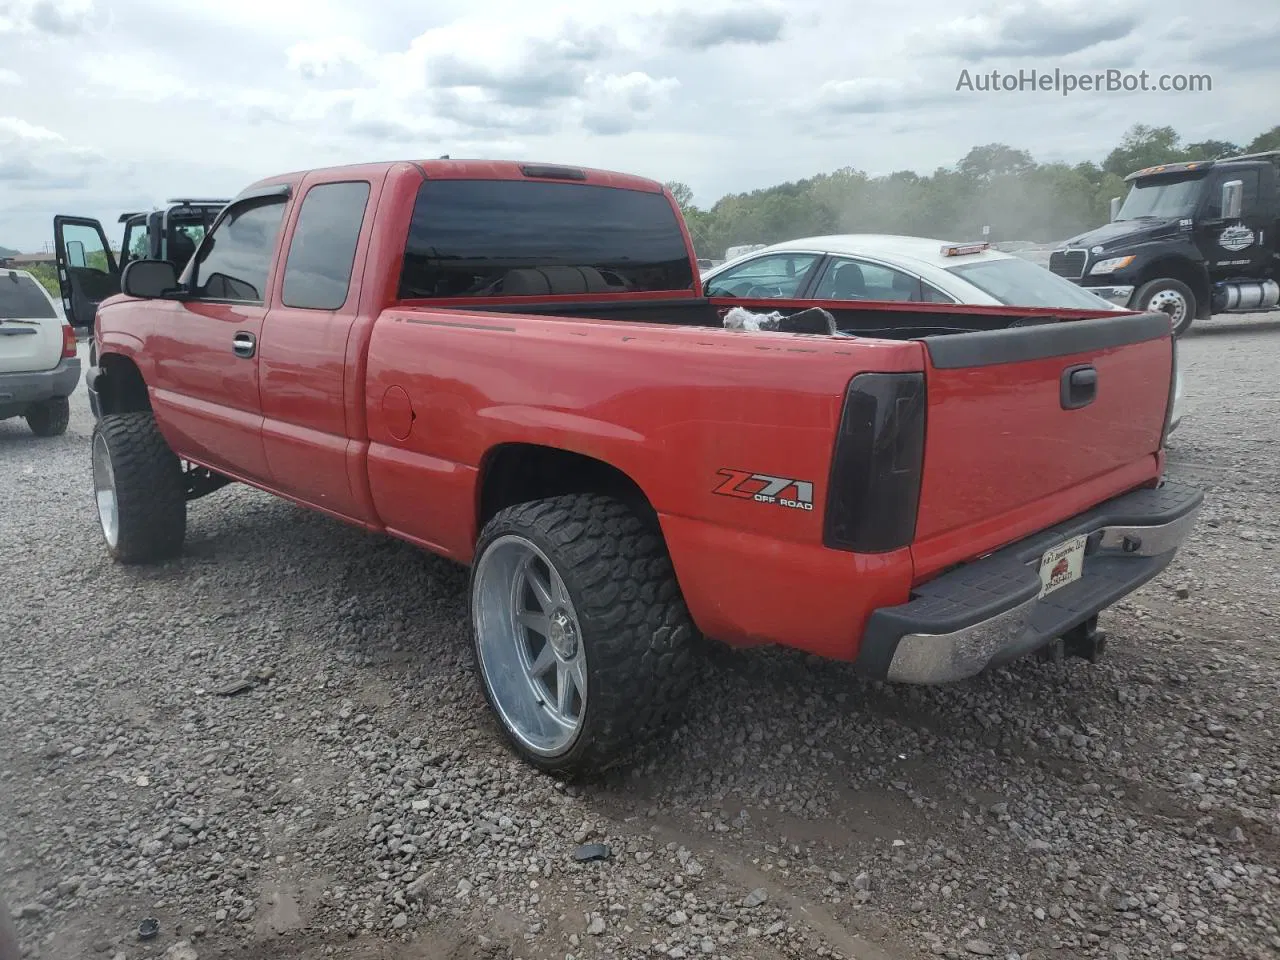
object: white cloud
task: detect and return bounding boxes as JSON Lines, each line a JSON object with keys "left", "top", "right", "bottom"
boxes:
{"left": 0, "top": 0, "right": 97, "bottom": 35}
{"left": 581, "top": 72, "right": 682, "bottom": 135}
{"left": 810, "top": 78, "right": 942, "bottom": 116}
{"left": 269, "top": 9, "right": 686, "bottom": 141}
{"left": 0, "top": 116, "right": 64, "bottom": 141}
{"left": 285, "top": 36, "right": 376, "bottom": 79}
{"left": 917, "top": 1, "right": 1144, "bottom": 60}
{"left": 0, "top": 68, "right": 22, "bottom": 84}
{"left": 77, "top": 53, "right": 199, "bottom": 102}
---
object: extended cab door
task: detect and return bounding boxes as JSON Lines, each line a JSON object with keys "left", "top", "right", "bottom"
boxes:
{"left": 145, "top": 187, "right": 292, "bottom": 483}
{"left": 53, "top": 216, "right": 120, "bottom": 334}
{"left": 257, "top": 171, "right": 385, "bottom": 523}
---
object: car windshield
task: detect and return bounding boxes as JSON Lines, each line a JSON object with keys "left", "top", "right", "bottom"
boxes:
{"left": 1115, "top": 173, "right": 1206, "bottom": 220}
{"left": 946, "top": 257, "right": 1116, "bottom": 310}
{"left": 0, "top": 273, "right": 57, "bottom": 319}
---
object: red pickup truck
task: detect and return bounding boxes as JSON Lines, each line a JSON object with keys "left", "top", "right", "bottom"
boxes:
{"left": 78, "top": 159, "right": 1202, "bottom": 776}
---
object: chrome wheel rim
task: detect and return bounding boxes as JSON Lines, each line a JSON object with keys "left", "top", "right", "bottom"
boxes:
{"left": 472, "top": 535, "right": 587, "bottom": 757}
{"left": 92, "top": 432, "right": 119, "bottom": 548}
{"left": 1147, "top": 289, "right": 1188, "bottom": 327}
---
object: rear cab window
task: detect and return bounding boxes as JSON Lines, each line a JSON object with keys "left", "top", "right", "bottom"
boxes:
{"left": 0, "top": 272, "right": 58, "bottom": 319}
{"left": 397, "top": 180, "right": 694, "bottom": 300}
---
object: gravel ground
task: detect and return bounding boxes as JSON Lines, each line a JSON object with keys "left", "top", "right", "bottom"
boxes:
{"left": 2, "top": 313, "right": 1278, "bottom": 960}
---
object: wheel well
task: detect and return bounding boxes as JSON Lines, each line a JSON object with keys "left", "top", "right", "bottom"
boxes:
{"left": 478, "top": 444, "right": 658, "bottom": 531}
{"left": 1137, "top": 257, "right": 1211, "bottom": 318}
{"left": 97, "top": 354, "right": 151, "bottom": 415}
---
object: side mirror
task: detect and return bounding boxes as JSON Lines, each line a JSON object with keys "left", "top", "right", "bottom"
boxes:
{"left": 1221, "top": 179, "right": 1244, "bottom": 220}
{"left": 1109, "top": 197, "right": 1122, "bottom": 221}
{"left": 121, "top": 259, "right": 179, "bottom": 299}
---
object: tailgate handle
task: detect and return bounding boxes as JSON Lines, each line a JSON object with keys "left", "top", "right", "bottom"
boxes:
{"left": 1061, "top": 364, "right": 1097, "bottom": 410}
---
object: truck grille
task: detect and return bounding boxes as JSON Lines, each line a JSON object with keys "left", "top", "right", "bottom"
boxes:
{"left": 1048, "top": 249, "right": 1087, "bottom": 280}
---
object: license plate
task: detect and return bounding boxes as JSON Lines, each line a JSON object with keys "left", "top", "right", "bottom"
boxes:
{"left": 1038, "top": 534, "right": 1087, "bottom": 598}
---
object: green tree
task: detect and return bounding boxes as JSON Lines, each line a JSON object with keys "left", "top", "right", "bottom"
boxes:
{"left": 958, "top": 143, "right": 1036, "bottom": 182}
{"left": 26, "top": 263, "right": 60, "bottom": 297}
{"left": 665, "top": 121, "right": 1280, "bottom": 258}
{"left": 1102, "top": 124, "right": 1186, "bottom": 177}
{"left": 1184, "top": 139, "right": 1241, "bottom": 159}
{"left": 664, "top": 181, "right": 697, "bottom": 216}
{"left": 1245, "top": 125, "right": 1280, "bottom": 154}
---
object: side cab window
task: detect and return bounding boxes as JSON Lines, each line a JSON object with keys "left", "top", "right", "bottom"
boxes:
{"left": 703, "top": 253, "right": 820, "bottom": 298}
{"left": 1202, "top": 170, "right": 1260, "bottom": 219}
{"left": 188, "top": 197, "right": 288, "bottom": 303}
{"left": 280, "top": 181, "right": 371, "bottom": 310}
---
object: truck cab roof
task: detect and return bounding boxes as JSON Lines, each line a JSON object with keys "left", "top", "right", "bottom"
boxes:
{"left": 1125, "top": 152, "right": 1280, "bottom": 182}
{"left": 234, "top": 159, "right": 666, "bottom": 201}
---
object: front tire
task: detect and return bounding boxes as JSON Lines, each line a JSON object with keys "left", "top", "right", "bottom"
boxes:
{"left": 91, "top": 412, "right": 186, "bottom": 564}
{"left": 25, "top": 397, "right": 70, "bottom": 437}
{"left": 1134, "top": 278, "right": 1196, "bottom": 337}
{"left": 469, "top": 494, "right": 699, "bottom": 777}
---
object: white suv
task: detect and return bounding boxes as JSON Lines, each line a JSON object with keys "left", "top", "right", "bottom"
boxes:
{"left": 0, "top": 268, "right": 82, "bottom": 437}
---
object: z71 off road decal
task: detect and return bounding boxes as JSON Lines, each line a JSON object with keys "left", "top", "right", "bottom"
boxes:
{"left": 713, "top": 469, "right": 815, "bottom": 511}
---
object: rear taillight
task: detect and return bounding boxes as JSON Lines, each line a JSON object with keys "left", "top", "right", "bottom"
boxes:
{"left": 61, "top": 324, "right": 77, "bottom": 359}
{"left": 823, "top": 372, "right": 927, "bottom": 554}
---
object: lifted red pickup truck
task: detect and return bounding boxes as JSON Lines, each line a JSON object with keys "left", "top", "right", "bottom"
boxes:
{"left": 80, "top": 159, "right": 1202, "bottom": 775}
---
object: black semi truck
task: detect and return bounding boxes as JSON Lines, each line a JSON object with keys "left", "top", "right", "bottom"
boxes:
{"left": 1049, "top": 151, "right": 1279, "bottom": 335}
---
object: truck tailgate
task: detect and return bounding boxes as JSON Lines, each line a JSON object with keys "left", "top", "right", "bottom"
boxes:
{"left": 911, "top": 312, "right": 1173, "bottom": 581}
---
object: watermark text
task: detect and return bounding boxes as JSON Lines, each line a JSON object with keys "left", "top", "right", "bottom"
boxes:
{"left": 956, "top": 68, "right": 1212, "bottom": 96}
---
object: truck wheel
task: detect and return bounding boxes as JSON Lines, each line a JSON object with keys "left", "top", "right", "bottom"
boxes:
{"left": 1134, "top": 278, "right": 1196, "bottom": 337}
{"left": 25, "top": 397, "right": 70, "bottom": 437}
{"left": 91, "top": 412, "right": 186, "bottom": 564}
{"left": 469, "top": 493, "right": 698, "bottom": 777}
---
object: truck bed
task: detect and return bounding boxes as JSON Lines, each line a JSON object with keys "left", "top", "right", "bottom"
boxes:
{"left": 443, "top": 294, "right": 1125, "bottom": 338}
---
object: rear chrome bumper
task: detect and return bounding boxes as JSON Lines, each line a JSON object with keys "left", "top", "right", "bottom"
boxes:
{"left": 853, "top": 480, "right": 1203, "bottom": 684}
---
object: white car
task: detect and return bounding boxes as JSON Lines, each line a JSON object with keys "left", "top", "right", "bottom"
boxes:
{"left": 701, "top": 234, "right": 1184, "bottom": 433}
{"left": 0, "top": 268, "right": 81, "bottom": 437}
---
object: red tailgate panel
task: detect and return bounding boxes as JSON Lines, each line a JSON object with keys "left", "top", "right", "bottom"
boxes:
{"left": 912, "top": 334, "right": 1171, "bottom": 576}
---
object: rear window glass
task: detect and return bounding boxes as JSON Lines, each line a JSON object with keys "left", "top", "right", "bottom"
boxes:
{"left": 398, "top": 179, "right": 694, "bottom": 299}
{"left": 0, "top": 273, "right": 57, "bottom": 319}
{"left": 946, "top": 258, "right": 1116, "bottom": 310}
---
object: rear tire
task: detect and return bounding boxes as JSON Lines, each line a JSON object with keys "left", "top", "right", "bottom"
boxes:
{"left": 469, "top": 493, "right": 699, "bottom": 778}
{"left": 1134, "top": 278, "right": 1196, "bottom": 337}
{"left": 91, "top": 412, "right": 186, "bottom": 564}
{"left": 25, "top": 397, "right": 70, "bottom": 437}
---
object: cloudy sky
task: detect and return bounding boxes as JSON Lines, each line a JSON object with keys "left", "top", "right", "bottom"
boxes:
{"left": 0, "top": 0, "right": 1276, "bottom": 251}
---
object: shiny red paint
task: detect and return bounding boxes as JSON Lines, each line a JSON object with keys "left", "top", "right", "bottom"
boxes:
{"left": 147, "top": 297, "right": 273, "bottom": 482}
{"left": 91, "top": 158, "right": 1173, "bottom": 663}
{"left": 911, "top": 336, "right": 1171, "bottom": 577}
{"left": 256, "top": 165, "right": 391, "bottom": 521}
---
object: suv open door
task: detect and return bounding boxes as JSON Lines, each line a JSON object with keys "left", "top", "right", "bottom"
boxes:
{"left": 53, "top": 216, "right": 119, "bottom": 335}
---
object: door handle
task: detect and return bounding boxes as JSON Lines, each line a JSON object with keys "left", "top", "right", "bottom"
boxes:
{"left": 1060, "top": 364, "right": 1097, "bottom": 410}
{"left": 232, "top": 331, "right": 256, "bottom": 359}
